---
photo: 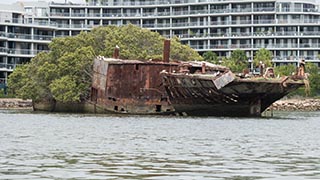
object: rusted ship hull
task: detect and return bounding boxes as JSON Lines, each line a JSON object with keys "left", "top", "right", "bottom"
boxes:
{"left": 162, "top": 73, "right": 304, "bottom": 116}
{"left": 90, "top": 57, "right": 179, "bottom": 115}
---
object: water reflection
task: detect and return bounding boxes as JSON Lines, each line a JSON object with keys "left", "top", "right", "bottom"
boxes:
{"left": 0, "top": 110, "right": 320, "bottom": 179}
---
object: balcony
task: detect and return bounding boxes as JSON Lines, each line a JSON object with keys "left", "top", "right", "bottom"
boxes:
{"left": 7, "top": 33, "right": 32, "bottom": 40}
{"left": 231, "top": 8, "right": 252, "bottom": 13}
{"left": 156, "top": 23, "right": 171, "bottom": 28}
{"left": 253, "top": 20, "right": 275, "bottom": 24}
{"left": 211, "top": 44, "right": 229, "bottom": 49}
{"left": 157, "top": 12, "right": 171, "bottom": 16}
{"left": 230, "top": 44, "right": 251, "bottom": 49}
{"left": 122, "top": 13, "right": 141, "bottom": 17}
{"left": 102, "top": 13, "right": 122, "bottom": 17}
{"left": 0, "top": 63, "right": 15, "bottom": 70}
{"left": 71, "top": 24, "right": 87, "bottom": 28}
{"left": 253, "top": 7, "right": 275, "bottom": 12}
{"left": 57, "top": 24, "right": 70, "bottom": 28}
{"left": 210, "top": 9, "right": 230, "bottom": 14}
{"left": 274, "top": 31, "right": 298, "bottom": 36}
{"left": 142, "top": 24, "right": 156, "bottom": 28}
{"left": 0, "top": 18, "right": 56, "bottom": 28}
{"left": 71, "top": 13, "right": 85, "bottom": 17}
{"left": 231, "top": 20, "right": 252, "bottom": 25}
{"left": 301, "top": 31, "right": 320, "bottom": 36}
{"left": 87, "top": 13, "right": 101, "bottom": 17}
{"left": 211, "top": 21, "right": 230, "bottom": 25}
{"left": 189, "top": 44, "right": 210, "bottom": 50}
{"left": 0, "top": 47, "right": 7, "bottom": 54}
{"left": 274, "top": 44, "right": 298, "bottom": 48}
{"left": 172, "top": 11, "right": 188, "bottom": 16}
{"left": 142, "top": 12, "right": 157, "bottom": 17}
{"left": 50, "top": 12, "right": 70, "bottom": 17}
{"left": 33, "top": 35, "right": 54, "bottom": 41}
{"left": 189, "top": 21, "right": 207, "bottom": 27}
{"left": 189, "top": 9, "right": 208, "bottom": 15}
{"left": 172, "top": 22, "right": 189, "bottom": 27}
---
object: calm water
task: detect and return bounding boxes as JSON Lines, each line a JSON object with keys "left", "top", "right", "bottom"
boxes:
{"left": 0, "top": 110, "right": 320, "bottom": 180}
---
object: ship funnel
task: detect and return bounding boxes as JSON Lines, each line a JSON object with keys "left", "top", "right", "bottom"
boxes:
{"left": 163, "top": 39, "right": 170, "bottom": 63}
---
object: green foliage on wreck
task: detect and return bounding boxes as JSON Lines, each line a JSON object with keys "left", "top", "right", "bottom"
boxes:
{"left": 274, "top": 63, "right": 320, "bottom": 97}
{"left": 8, "top": 25, "right": 202, "bottom": 103}
{"left": 221, "top": 49, "right": 248, "bottom": 73}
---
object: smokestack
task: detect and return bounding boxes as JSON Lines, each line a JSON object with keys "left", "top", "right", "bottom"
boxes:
{"left": 163, "top": 39, "right": 170, "bottom": 63}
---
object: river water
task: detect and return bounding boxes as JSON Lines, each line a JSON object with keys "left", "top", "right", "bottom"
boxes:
{"left": 0, "top": 110, "right": 320, "bottom": 180}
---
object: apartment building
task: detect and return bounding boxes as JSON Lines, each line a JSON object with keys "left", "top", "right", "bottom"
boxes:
{"left": 1, "top": 0, "right": 320, "bottom": 83}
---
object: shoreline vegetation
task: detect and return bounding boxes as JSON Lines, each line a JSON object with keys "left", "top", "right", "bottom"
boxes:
{"left": 1, "top": 98, "right": 319, "bottom": 112}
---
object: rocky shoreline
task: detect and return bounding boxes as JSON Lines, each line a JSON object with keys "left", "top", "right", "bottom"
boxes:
{"left": 0, "top": 98, "right": 33, "bottom": 109}
{"left": 0, "top": 98, "right": 319, "bottom": 112}
{"left": 270, "top": 98, "right": 320, "bottom": 111}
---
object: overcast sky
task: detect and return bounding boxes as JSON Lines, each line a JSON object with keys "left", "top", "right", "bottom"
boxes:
{"left": 0, "top": 0, "right": 86, "bottom": 4}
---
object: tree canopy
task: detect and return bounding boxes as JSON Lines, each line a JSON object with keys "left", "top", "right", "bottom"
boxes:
{"left": 222, "top": 49, "right": 248, "bottom": 73}
{"left": 8, "top": 24, "right": 202, "bottom": 102}
{"left": 254, "top": 48, "right": 273, "bottom": 67}
{"left": 202, "top": 51, "right": 218, "bottom": 64}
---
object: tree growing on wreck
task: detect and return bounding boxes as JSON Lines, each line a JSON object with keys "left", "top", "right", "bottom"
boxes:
{"left": 254, "top": 48, "right": 273, "bottom": 67}
{"left": 202, "top": 51, "right": 219, "bottom": 64}
{"left": 8, "top": 24, "right": 202, "bottom": 103}
{"left": 222, "top": 49, "right": 248, "bottom": 73}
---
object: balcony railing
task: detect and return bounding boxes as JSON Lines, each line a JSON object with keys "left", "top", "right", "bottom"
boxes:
{"left": 7, "top": 49, "right": 49, "bottom": 55}
{"left": 102, "top": 13, "right": 122, "bottom": 17}
{"left": 187, "top": 43, "right": 319, "bottom": 50}
{"left": 189, "top": 9, "right": 208, "bottom": 14}
{"left": 231, "top": 20, "right": 252, "bottom": 25}
{"left": 253, "top": 7, "right": 275, "bottom": 12}
{"left": 71, "top": 13, "right": 85, "bottom": 17}
{"left": 33, "top": 35, "right": 54, "bottom": 40}
{"left": 211, "top": 21, "right": 230, "bottom": 25}
{"left": 210, "top": 9, "right": 230, "bottom": 13}
{"left": 0, "top": 47, "right": 7, "bottom": 53}
{"left": 273, "top": 56, "right": 319, "bottom": 61}
{"left": 7, "top": 33, "right": 32, "bottom": 39}
{"left": 142, "top": 12, "right": 157, "bottom": 17}
{"left": 0, "top": 32, "right": 53, "bottom": 41}
{"left": 0, "top": 18, "right": 55, "bottom": 27}
{"left": 0, "top": 63, "right": 16, "bottom": 70}
{"left": 230, "top": 8, "right": 252, "bottom": 13}
{"left": 50, "top": 12, "right": 70, "bottom": 17}
{"left": 87, "top": 13, "right": 101, "bottom": 17}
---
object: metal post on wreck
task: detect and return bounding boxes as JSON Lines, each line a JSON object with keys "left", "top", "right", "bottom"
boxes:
{"left": 163, "top": 39, "right": 170, "bottom": 63}
{"left": 202, "top": 63, "right": 206, "bottom": 74}
{"left": 113, "top": 45, "right": 120, "bottom": 59}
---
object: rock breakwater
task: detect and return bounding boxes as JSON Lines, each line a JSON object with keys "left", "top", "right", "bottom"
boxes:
{"left": 271, "top": 98, "right": 320, "bottom": 111}
{"left": 0, "top": 98, "right": 32, "bottom": 109}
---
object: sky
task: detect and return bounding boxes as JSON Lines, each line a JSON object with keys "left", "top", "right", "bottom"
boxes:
{"left": 0, "top": 0, "right": 86, "bottom": 4}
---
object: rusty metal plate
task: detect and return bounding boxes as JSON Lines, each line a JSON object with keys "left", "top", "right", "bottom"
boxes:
{"left": 213, "top": 71, "right": 235, "bottom": 90}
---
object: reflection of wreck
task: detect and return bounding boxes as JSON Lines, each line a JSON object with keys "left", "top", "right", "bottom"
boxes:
{"left": 90, "top": 40, "right": 306, "bottom": 116}
{"left": 161, "top": 62, "right": 306, "bottom": 116}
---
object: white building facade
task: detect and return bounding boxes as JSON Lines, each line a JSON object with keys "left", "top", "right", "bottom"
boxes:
{"left": 1, "top": 0, "right": 320, "bottom": 83}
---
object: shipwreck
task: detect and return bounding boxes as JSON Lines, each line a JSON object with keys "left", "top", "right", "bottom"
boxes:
{"left": 161, "top": 61, "right": 305, "bottom": 116}
{"left": 89, "top": 40, "right": 306, "bottom": 116}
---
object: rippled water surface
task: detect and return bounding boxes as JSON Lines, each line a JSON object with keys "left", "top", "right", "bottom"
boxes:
{"left": 0, "top": 110, "right": 320, "bottom": 179}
